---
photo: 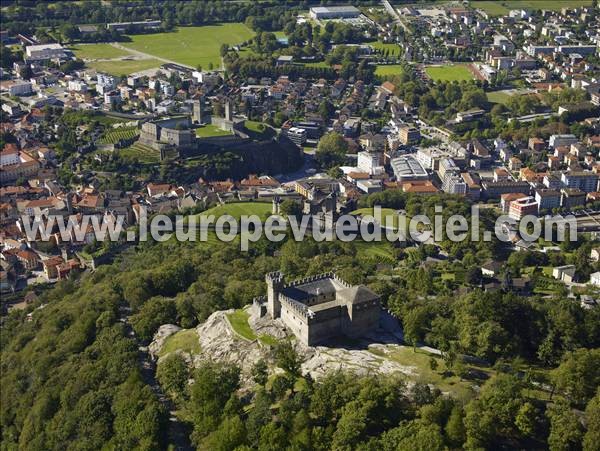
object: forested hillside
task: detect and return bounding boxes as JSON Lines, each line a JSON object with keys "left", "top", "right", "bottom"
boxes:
{"left": 2, "top": 211, "right": 599, "bottom": 449}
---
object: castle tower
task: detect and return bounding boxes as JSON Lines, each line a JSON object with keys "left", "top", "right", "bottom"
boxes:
{"left": 224, "top": 98, "right": 233, "bottom": 121}
{"left": 192, "top": 97, "right": 204, "bottom": 124}
{"left": 266, "top": 271, "right": 284, "bottom": 319}
{"left": 272, "top": 196, "right": 281, "bottom": 215}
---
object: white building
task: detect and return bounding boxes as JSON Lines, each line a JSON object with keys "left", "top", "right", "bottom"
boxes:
{"left": 25, "top": 43, "right": 66, "bottom": 61}
{"left": 285, "top": 127, "right": 307, "bottom": 147}
{"left": 590, "top": 271, "right": 600, "bottom": 286}
{"left": 549, "top": 134, "right": 578, "bottom": 148}
{"left": 7, "top": 81, "right": 32, "bottom": 96}
{"left": 357, "top": 151, "right": 384, "bottom": 176}
{"left": 96, "top": 73, "right": 116, "bottom": 94}
{"left": 561, "top": 171, "right": 599, "bottom": 193}
{"left": 68, "top": 80, "right": 88, "bottom": 92}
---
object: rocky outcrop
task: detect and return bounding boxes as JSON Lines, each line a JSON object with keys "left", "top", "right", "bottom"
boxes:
{"left": 150, "top": 307, "right": 419, "bottom": 387}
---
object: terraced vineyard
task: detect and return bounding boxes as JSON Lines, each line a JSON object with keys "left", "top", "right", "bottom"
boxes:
{"left": 118, "top": 142, "right": 160, "bottom": 163}
{"left": 98, "top": 126, "right": 140, "bottom": 144}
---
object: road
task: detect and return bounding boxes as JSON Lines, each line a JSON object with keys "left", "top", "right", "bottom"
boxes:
{"left": 110, "top": 42, "right": 195, "bottom": 69}
{"left": 382, "top": 0, "right": 411, "bottom": 35}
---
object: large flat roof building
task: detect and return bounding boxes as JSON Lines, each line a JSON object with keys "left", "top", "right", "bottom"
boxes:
{"left": 309, "top": 6, "right": 361, "bottom": 20}
{"left": 25, "top": 43, "right": 66, "bottom": 61}
{"left": 390, "top": 155, "right": 428, "bottom": 182}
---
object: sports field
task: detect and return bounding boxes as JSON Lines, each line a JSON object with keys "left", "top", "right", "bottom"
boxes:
{"left": 375, "top": 64, "right": 405, "bottom": 77}
{"left": 425, "top": 64, "right": 474, "bottom": 82}
{"left": 471, "top": 0, "right": 592, "bottom": 16}
{"left": 124, "top": 24, "right": 255, "bottom": 69}
{"left": 70, "top": 43, "right": 132, "bottom": 60}
{"left": 87, "top": 58, "right": 162, "bottom": 76}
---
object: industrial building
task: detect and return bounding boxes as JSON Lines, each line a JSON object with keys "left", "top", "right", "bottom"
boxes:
{"left": 309, "top": 6, "right": 361, "bottom": 20}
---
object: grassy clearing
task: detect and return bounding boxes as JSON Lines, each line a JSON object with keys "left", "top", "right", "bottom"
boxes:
{"left": 70, "top": 43, "right": 132, "bottom": 60}
{"left": 370, "top": 346, "right": 492, "bottom": 401}
{"left": 118, "top": 142, "right": 160, "bottom": 163}
{"left": 302, "top": 61, "right": 330, "bottom": 68}
{"left": 98, "top": 126, "right": 139, "bottom": 144}
{"left": 375, "top": 64, "right": 405, "bottom": 77}
{"left": 244, "top": 120, "right": 275, "bottom": 140}
{"left": 195, "top": 124, "right": 232, "bottom": 138}
{"left": 87, "top": 58, "right": 162, "bottom": 76}
{"left": 158, "top": 329, "right": 201, "bottom": 357}
{"left": 199, "top": 202, "right": 273, "bottom": 221}
{"left": 471, "top": 0, "right": 592, "bottom": 16}
{"left": 124, "top": 23, "right": 255, "bottom": 68}
{"left": 486, "top": 90, "right": 513, "bottom": 105}
{"left": 425, "top": 64, "right": 474, "bottom": 82}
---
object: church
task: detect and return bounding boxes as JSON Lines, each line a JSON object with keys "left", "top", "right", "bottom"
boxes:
{"left": 253, "top": 272, "right": 381, "bottom": 346}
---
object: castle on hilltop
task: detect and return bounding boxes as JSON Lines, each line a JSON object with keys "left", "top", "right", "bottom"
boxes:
{"left": 253, "top": 272, "right": 380, "bottom": 346}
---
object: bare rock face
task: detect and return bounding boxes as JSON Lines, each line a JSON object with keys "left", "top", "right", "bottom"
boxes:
{"left": 193, "top": 310, "right": 268, "bottom": 382}
{"left": 149, "top": 324, "right": 181, "bottom": 357}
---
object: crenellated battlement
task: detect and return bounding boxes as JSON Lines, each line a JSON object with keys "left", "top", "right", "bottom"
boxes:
{"left": 284, "top": 271, "right": 350, "bottom": 288}
{"left": 280, "top": 294, "right": 315, "bottom": 320}
{"left": 253, "top": 295, "right": 266, "bottom": 305}
{"left": 266, "top": 271, "right": 284, "bottom": 284}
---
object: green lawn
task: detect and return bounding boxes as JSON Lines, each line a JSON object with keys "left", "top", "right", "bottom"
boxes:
{"left": 227, "top": 309, "right": 256, "bottom": 341}
{"left": 199, "top": 202, "right": 273, "bottom": 221}
{"left": 351, "top": 207, "right": 404, "bottom": 229}
{"left": 87, "top": 59, "right": 162, "bottom": 76}
{"left": 195, "top": 124, "right": 232, "bottom": 138}
{"left": 158, "top": 329, "right": 201, "bottom": 357}
{"left": 425, "top": 64, "right": 474, "bottom": 82}
{"left": 244, "top": 120, "right": 275, "bottom": 140}
{"left": 124, "top": 23, "right": 255, "bottom": 69}
{"left": 375, "top": 64, "right": 405, "bottom": 77}
{"left": 471, "top": 0, "right": 592, "bottom": 16}
{"left": 70, "top": 43, "right": 132, "bottom": 60}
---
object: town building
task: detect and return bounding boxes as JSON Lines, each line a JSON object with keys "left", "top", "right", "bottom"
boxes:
{"left": 284, "top": 127, "right": 307, "bottom": 147}
{"left": 398, "top": 125, "right": 421, "bottom": 145}
{"left": 508, "top": 196, "right": 539, "bottom": 220}
{"left": 561, "top": 171, "right": 599, "bottom": 193}
{"left": 535, "top": 189, "right": 561, "bottom": 212}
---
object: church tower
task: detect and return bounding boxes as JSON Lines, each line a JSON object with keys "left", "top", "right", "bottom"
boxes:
{"left": 266, "top": 271, "right": 284, "bottom": 319}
